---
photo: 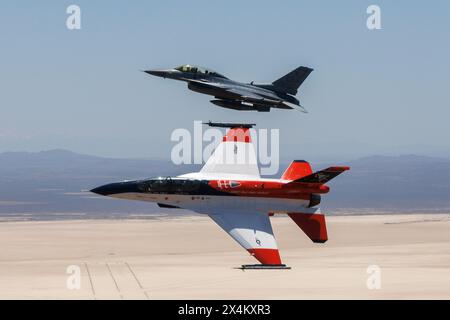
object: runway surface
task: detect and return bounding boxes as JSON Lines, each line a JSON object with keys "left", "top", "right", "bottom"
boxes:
{"left": 0, "top": 214, "right": 449, "bottom": 299}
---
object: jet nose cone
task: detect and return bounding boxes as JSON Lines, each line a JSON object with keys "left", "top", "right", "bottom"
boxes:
{"left": 144, "top": 69, "right": 167, "bottom": 77}
{"left": 90, "top": 185, "right": 110, "bottom": 196}
{"left": 90, "top": 181, "right": 142, "bottom": 197}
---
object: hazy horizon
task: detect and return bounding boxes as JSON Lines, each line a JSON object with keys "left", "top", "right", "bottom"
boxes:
{"left": 2, "top": 149, "right": 450, "bottom": 217}
{"left": 1, "top": 1, "right": 449, "bottom": 160}
{"left": 2, "top": 147, "right": 450, "bottom": 164}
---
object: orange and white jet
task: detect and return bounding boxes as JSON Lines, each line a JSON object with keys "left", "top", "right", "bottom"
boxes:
{"left": 91, "top": 123, "right": 349, "bottom": 268}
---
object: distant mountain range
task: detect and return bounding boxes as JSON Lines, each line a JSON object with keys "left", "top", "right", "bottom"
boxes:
{"left": 1, "top": 149, "right": 449, "bottom": 219}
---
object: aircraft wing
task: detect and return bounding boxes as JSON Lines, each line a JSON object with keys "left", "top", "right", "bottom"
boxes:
{"left": 189, "top": 81, "right": 281, "bottom": 106}
{"left": 188, "top": 79, "right": 227, "bottom": 88}
{"left": 188, "top": 82, "right": 262, "bottom": 100}
{"left": 208, "top": 210, "right": 282, "bottom": 265}
{"left": 225, "top": 88, "right": 305, "bottom": 112}
{"left": 224, "top": 88, "right": 266, "bottom": 101}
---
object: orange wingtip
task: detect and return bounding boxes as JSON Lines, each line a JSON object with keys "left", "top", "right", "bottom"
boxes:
{"left": 247, "top": 248, "right": 282, "bottom": 265}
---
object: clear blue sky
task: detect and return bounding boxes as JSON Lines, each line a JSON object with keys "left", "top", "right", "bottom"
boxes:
{"left": 0, "top": 1, "right": 449, "bottom": 161}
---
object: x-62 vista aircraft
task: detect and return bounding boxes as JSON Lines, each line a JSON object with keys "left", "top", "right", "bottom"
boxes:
{"left": 91, "top": 123, "right": 349, "bottom": 268}
{"left": 145, "top": 65, "right": 313, "bottom": 112}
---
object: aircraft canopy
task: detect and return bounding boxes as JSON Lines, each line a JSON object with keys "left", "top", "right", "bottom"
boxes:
{"left": 175, "top": 64, "right": 227, "bottom": 79}
{"left": 138, "top": 177, "right": 205, "bottom": 193}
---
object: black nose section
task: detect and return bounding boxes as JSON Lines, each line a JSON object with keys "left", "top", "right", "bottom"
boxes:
{"left": 90, "top": 185, "right": 111, "bottom": 196}
{"left": 90, "top": 181, "right": 141, "bottom": 196}
{"left": 144, "top": 70, "right": 167, "bottom": 77}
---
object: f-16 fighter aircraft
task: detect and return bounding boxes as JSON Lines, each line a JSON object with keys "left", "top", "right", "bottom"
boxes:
{"left": 144, "top": 65, "right": 313, "bottom": 112}
{"left": 91, "top": 123, "right": 349, "bottom": 268}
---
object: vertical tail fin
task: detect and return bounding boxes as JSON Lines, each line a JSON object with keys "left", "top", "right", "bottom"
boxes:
{"left": 272, "top": 66, "right": 313, "bottom": 95}
{"left": 281, "top": 160, "right": 313, "bottom": 181}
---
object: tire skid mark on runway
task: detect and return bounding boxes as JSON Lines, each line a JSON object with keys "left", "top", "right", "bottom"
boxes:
{"left": 125, "top": 262, "right": 150, "bottom": 300}
{"left": 83, "top": 262, "right": 121, "bottom": 299}
{"left": 84, "top": 262, "right": 96, "bottom": 300}
{"left": 83, "top": 261, "right": 149, "bottom": 300}
{"left": 106, "top": 262, "right": 123, "bottom": 300}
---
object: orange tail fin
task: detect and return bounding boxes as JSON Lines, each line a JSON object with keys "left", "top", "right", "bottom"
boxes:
{"left": 281, "top": 160, "right": 312, "bottom": 181}
{"left": 288, "top": 213, "right": 328, "bottom": 243}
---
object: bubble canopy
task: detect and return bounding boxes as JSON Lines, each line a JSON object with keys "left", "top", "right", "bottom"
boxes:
{"left": 174, "top": 64, "right": 227, "bottom": 79}
{"left": 138, "top": 177, "right": 206, "bottom": 193}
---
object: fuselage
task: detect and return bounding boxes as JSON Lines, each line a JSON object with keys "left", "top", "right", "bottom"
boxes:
{"left": 90, "top": 122, "right": 348, "bottom": 266}
{"left": 91, "top": 176, "right": 326, "bottom": 215}
{"left": 145, "top": 68, "right": 300, "bottom": 107}
{"left": 186, "top": 78, "right": 300, "bottom": 106}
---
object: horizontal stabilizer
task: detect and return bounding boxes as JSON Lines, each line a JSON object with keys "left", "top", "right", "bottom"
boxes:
{"left": 292, "top": 166, "right": 350, "bottom": 184}
{"left": 288, "top": 213, "right": 328, "bottom": 243}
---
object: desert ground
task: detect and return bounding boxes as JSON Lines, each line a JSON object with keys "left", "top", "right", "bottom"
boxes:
{"left": 0, "top": 214, "right": 449, "bottom": 299}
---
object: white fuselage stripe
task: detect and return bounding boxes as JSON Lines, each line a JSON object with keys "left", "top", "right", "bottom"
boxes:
{"left": 109, "top": 193, "right": 312, "bottom": 215}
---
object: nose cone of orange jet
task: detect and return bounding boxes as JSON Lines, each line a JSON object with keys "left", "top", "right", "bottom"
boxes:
{"left": 90, "top": 181, "right": 141, "bottom": 196}
{"left": 90, "top": 185, "right": 110, "bottom": 196}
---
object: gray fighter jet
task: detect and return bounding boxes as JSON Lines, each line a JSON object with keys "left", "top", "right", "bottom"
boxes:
{"left": 144, "top": 64, "right": 313, "bottom": 112}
